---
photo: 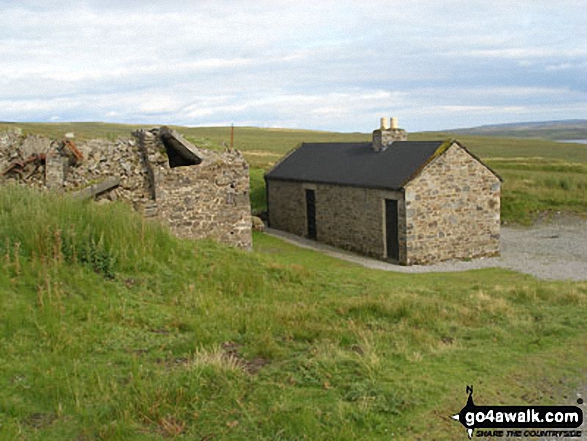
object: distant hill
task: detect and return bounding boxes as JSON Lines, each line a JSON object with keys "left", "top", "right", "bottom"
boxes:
{"left": 444, "top": 119, "right": 587, "bottom": 140}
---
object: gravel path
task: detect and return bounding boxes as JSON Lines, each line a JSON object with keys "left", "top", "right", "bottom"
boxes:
{"left": 264, "top": 214, "right": 587, "bottom": 281}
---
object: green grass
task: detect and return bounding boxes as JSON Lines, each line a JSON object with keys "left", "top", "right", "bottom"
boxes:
{"left": 493, "top": 164, "right": 587, "bottom": 224}
{"left": 1, "top": 185, "right": 587, "bottom": 440}
{"left": 3, "top": 122, "right": 587, "bottom": 222}
{"left": 249, "top": 168, "right": 267, "bottom": 214}
{"left": 446, "top": 120, "right": 587, "bottom": 140}
{"left": 0, "top": 122, "right": 148, "bottom": 142}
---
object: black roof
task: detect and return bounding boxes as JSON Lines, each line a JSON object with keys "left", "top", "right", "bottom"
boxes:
{"left": 265, "top": 141, "right": 449, "bottom": 190}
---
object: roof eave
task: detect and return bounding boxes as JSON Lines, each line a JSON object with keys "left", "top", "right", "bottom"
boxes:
{"left": 265, "top": 176, "right": 402, "bottom": 191}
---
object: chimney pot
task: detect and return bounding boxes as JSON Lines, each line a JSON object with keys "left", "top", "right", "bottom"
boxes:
{"left": 372, "top": 117, "right": 407, "bottom": 151}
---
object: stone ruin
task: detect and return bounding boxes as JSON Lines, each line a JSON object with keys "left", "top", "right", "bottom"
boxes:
{"left": 0, "top": 127, "right": 252, "bottom": 250}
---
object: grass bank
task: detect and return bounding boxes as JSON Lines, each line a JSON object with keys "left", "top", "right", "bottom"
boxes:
{"left": 1, "top": 185, "right": 587, "bottom": 440}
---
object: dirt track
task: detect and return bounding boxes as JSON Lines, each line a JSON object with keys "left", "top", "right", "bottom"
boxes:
{"left": 264, "top": 214, "right": 587, "bottom": 281}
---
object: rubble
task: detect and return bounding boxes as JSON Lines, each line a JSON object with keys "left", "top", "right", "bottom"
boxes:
{"left": 0, "top": 128, "right": 252, "bottom": 250}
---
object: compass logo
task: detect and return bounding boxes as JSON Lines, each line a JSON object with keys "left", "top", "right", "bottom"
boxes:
{"left": 451, "top": 386, "right": 583, "bottom": 439}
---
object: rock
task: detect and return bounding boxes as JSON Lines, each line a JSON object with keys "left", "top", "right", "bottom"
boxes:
{"left": 121, "top": 161, "right": 132, "bottom": 174}
{"left": 252, "top": 216, "right": 265, "bottom": 232}
{"left": 19, "top": 136, "right": 52, "bottom": 158}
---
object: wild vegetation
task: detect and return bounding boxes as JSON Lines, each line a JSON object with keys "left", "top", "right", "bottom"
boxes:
{"left": 448, "top": 119, "right": 587, "bottom": 140}
{"left": 1, "top": 185, "right": 586, "bottom": 440}
{"left": 1, "top": 122, "right": 587, "bottom": 439}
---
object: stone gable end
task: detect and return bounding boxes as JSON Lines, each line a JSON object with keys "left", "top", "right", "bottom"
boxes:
{"left": 403, "top": 142, "right": 500, "bottom": 264}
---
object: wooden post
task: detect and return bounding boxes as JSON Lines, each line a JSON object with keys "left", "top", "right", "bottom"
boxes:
{"left": 230, "top": 124, "right": 234, "bottom": 151}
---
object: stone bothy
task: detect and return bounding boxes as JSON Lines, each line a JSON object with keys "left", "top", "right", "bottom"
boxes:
{"left": 265, "top": 118, "right": 501, "bottom": 265}
{"left": 0, "top": 127, "right": 252, "bottom": 250}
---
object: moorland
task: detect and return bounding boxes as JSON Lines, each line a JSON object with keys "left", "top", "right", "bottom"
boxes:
{"left": 0, "top": 121, "right": 586, "bottom": 440}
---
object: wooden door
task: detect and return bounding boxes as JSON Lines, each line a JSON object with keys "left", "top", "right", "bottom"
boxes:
{"left": 305, "top": 189, "right": 317, "bottom": 240}
{"left": 385, "top": 199, "right": 399, "bottom": 261}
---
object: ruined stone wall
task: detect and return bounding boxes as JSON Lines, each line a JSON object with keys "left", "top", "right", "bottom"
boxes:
{"left": 404, "top": 143, "right": 500, "bottom": 264}
{"left": 0, "top": 128, "right": 252, "bottom": 250}
{"left": 135, "top": 129, "right": 251, "bottom": 250}
{"left": 67, "top": 137, "right": 154, "bottom": 209}
{"left": 155, "top": 158, "right": 251, "bottom": 249}
{"left": 267, "top": 179, "right": 405, "bottom": 260}
{"left": 0, "top": 131, "right": 151, "bottom": 207}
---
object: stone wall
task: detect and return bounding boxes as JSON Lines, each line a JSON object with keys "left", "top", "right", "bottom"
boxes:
{"left": 135, "top": 129, "right": 251, "bottom": 250}
{"left": 313, "top": 184, "right": 405, "bottom": 259}
{"left": 404, "top": 142, "right": 500, "bottom": 264}
{"left": 0, "top": 131, "right": 152, "bottom": 207}
{"left": 267, "top": 179, "right": 404, "bottom": 260}
{"left": 266, "top": 180, "right": 307, "bottom": 237}
{"left": 0, "top": 128, "right": 252, "bottom": 250}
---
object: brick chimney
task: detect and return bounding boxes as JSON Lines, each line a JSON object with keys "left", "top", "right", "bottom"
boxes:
{"left": 372, "top": 117, "right": 407, "bottom": 152}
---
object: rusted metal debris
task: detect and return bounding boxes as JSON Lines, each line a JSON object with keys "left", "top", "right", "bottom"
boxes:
{"left": 51, "top": 139, "right": 83, "bottom": 166}
{"left": 1, "top": 139, "right": 83, "bottom": 181}
{"left": 61, "top": 139, "right": 83, "bottom": 165}
{"left": 1, "top": 153, "right": 46, "bottom": 179}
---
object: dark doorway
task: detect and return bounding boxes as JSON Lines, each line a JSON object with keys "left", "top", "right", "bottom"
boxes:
{"left": 305, "top": 189, "right": 317, "bottom": 240}
{"left": 385, "top": 199, "right": 399, "bottom": 261}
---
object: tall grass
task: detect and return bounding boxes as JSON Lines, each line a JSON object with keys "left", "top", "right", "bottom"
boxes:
{"left": 0, "top": 185, "right": 174, "bottom": 275}
{"left": 486, "top": 160, "right": 587, "bottom": 223}
{"left": 2, "top": 186, "right": 587, "bottom": 439}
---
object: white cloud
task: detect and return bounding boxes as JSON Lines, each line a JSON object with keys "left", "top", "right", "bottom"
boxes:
{"left": 451, "top": 48, "right": 587, "bottom": 60}
{"left": 0, "top": 0, "right": 585, "bottom": 131}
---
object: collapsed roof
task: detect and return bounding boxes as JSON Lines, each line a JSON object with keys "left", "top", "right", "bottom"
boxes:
{"left": 159, "top": 126, "right": 202, "bottom": 168}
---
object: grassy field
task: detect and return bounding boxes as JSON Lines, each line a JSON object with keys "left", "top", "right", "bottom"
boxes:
{"left": 447, "top": 120, "right": 587, "bottom": 140}
{"left": 3, "top": 121, "right": 587, "bottom": 223}
{"left": 1, "top": 185, "right": 586, "bottom": 440}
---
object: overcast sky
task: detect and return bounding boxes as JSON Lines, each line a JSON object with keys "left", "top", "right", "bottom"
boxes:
{"left": 1, "top": 0, "right": 586, "bottom": 132}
